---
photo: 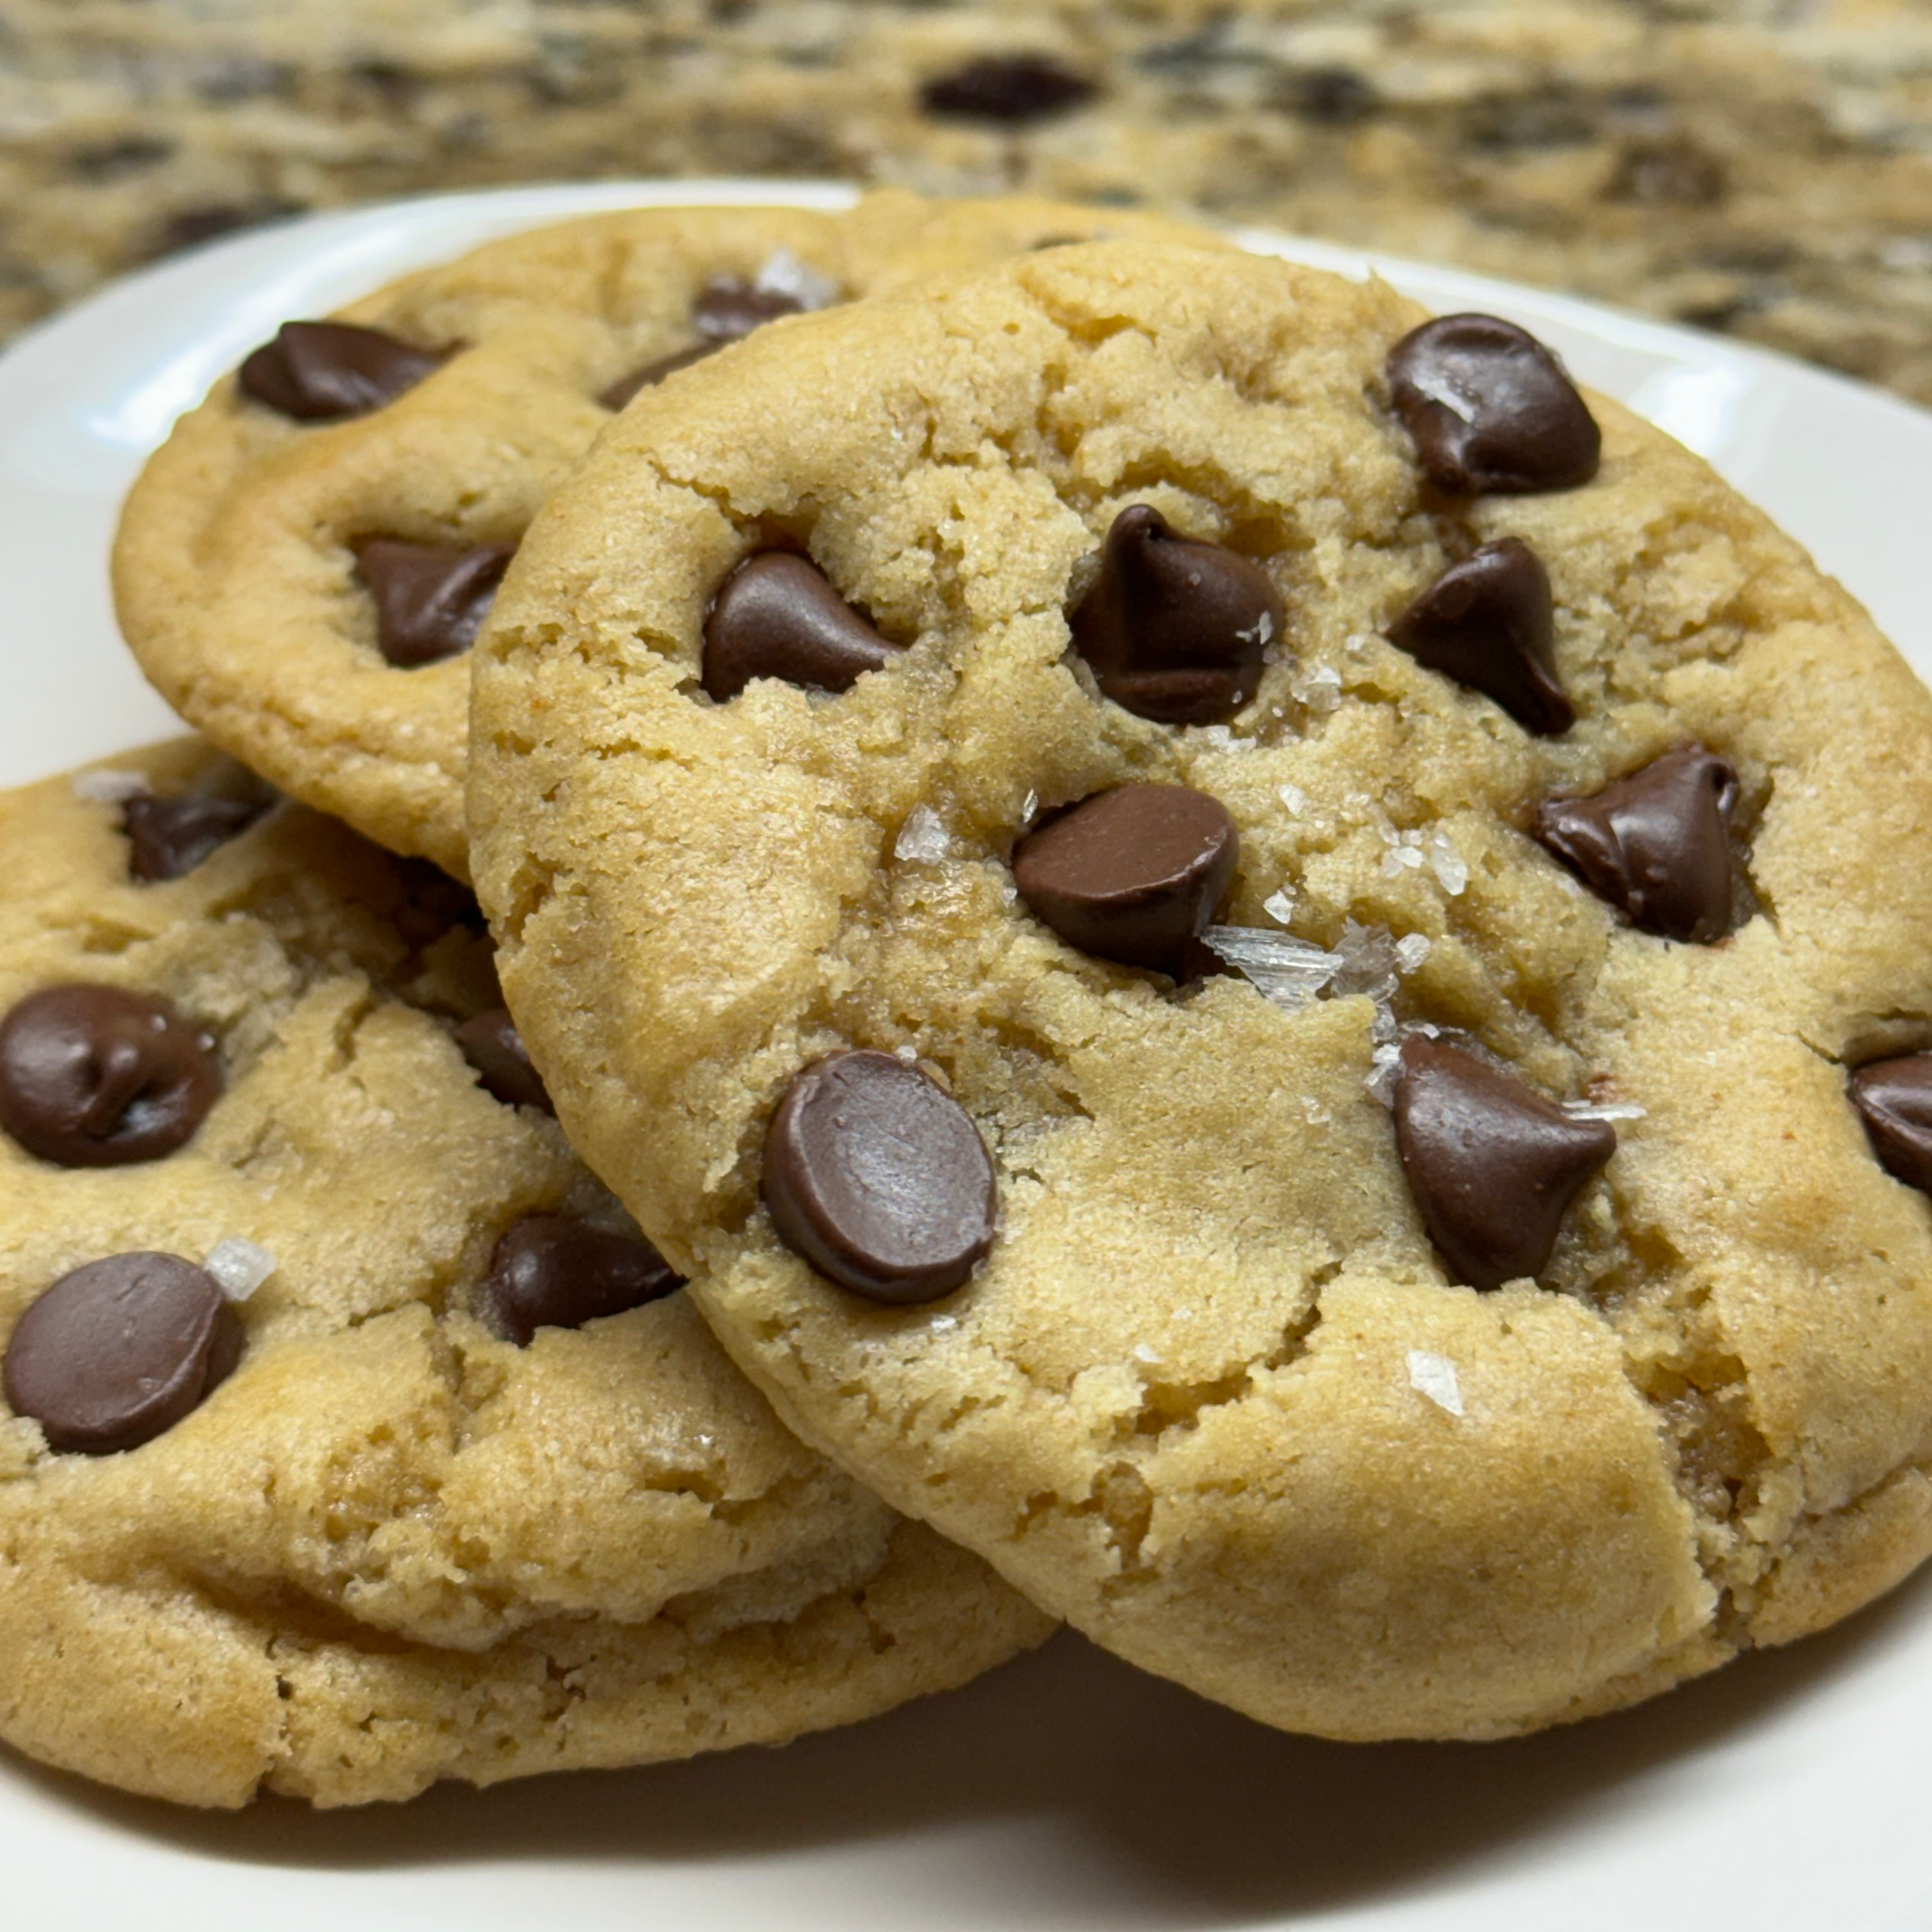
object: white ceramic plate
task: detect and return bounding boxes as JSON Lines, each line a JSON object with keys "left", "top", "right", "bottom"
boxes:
{"left": 3, "top": 180, "right": 1931, "bottom": 1932}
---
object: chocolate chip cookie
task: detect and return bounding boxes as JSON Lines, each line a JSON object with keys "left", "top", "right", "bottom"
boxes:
{"left": 0, "top": 741, "right": 1049, "bottom": 1807}
{"left": 468, "top": 240, "right": 1932, "bottom": 1740}
{"left": 112, "top": 192, "right": 1219, "bottom": 878}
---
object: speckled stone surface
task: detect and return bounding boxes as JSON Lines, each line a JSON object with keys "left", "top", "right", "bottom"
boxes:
{"left": 3, "top": 2, "right": 1931, "bottom": 404}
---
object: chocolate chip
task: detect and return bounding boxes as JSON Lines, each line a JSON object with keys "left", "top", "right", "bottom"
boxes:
{"left": 919, "top": 54, "right": 1098, "bottom": 125}
{"left": 3, "top": 1253, "right": 242, "bottom": 1455}
{"left": 702, "top": 553, "right": 898, "bottom": 700}
{"left": 454, "top": 1008, "right": 555, "bottom": 1114}
{"left": 353, "top": 539, "right": 516, "bottom": 668}
{"left": 599, "top": 341, "right": 719, "bottom": 411}
{"left": 1393, "top": 1037, "right": 1615, "bottom": 1291}
{"left": 0, "top": 986, "right": 222, "bottom": 1168}
{"left": 1850, "top": 1056, "right": 1932, "bottom": 1197}
{"left": 763, "top": 1052, "right": 997, "bottom": 1304}
{"left": 477, "top": 1215, "right": 682, "bottom": 1346}
{"left": 121, "top": 790, "right": 271, "bottom": 882}
{"left": 238, "top": 321, "right": 444, "bottom": 422}
{"left": 1387, "top": 538, "right": 1573, "bottom": 735}
{"left": 1013, "top": 783, "right": 1238, "bottom": 976}
{"left": 1068, "top": 506, "right": 1282, "bottom": 726}
{"left": 1535, "top": 743, "right": 1739, "bottom": 943}
{"left": 1386, "top": 314, "right": 1602, "bottom": 495}
{"left": 691, "top": 278, "right": 808, "bottom": 342}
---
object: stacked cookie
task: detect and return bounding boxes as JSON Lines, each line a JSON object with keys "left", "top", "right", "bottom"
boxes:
{"left": 13, "top": 192, "right": 1932, "bottom": 1807}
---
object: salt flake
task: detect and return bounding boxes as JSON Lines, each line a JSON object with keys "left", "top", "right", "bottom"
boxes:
{"left": 1202, "top": 926, "right": 1340, "bottom": 1010}
{"left": 206, "top": 1238, "right": 277, "bottom": 1303}
{"left": 1425, "top": 826, "right": 1469, "bottom": 896}
{"left": 1407, "top": 1349, "right": 1465, "bottom": 1416}
{"left": 72, "top": 768, "right": 150, "bottom": 805}
{"left": 1276, "top": 783, "right": 1307, "bottom": 816}
{"left": 894, "top": 806, "right": 950, "bottom": 864}
{"left": 1562, "top": 1099, "right": 1646, "bottom": 1123}
{"left": 755, "top": 247, "right": 839, "bottom": 310}
{"left": 1394, "top": 933, "right": 1432, "bottom": 973}
{"left": 1262, "top": 886, "right": 1297, "bottom": 926}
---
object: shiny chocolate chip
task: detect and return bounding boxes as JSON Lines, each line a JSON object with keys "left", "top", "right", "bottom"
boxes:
{"left": 702, "top": 553, "right": 898, "bottom": 700}
{"left": 354, "top": 539, "right": 516, "bottom": 668}
{"left": 1386, "top": 314, "right": 1601, "bottom": 495}
{"left": 1388, "top": 538, "right": 1572, "bottom": 735}
{"left": 1069, "top": 506, "right": 1282, "bottom": 726}
{"left": 1013, "top": 783, "right": 1238, "bottom": 976}
{"left": 3, "top": 1252, "right": 242, "bottom": 1454}
{"left": 0, "top": 985, "right": 222, "bottom": 1167}
{"left": 599, "top": 341, "right": 719, "bottom": 411}
{"left": 477, "top": 1216, "right": 682, "bottom": 1347}
{"left": 763, "top": 1052, "right": 997, "bottom": 1305}
{"left": 454, "top": 1008, "right": 555, "bottom": 1115}
{"left": 237, "top": 321, "right": 443, "bottom": 421}
{"left": 920, "top": 54, "right": 1098, "bottom": 124}
{"left": 1535, "top": 743, "right": 1739, "bottom": 943}
{"left": 121, "top": 790, "right": 271, "bottom": 882}
{"left": 1850, "top": 1056, "right": 1932, "bottom": 1198}
{"left": 1394, "top": 1036, "right": 1615, "bottom": 1291}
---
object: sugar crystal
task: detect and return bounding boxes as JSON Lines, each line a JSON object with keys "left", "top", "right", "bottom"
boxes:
{"left": 1406, "top": 1350, "right": 1465, "bottom": 1416}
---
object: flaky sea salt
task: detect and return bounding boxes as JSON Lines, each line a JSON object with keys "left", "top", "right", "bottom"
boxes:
{"left": 1407, "top": 368, "right": 1476, "bottom": 423}
{"left": 1562, "top": 1099, "right": 1647, "bottom": 1123}
{"left": 1262, "top": 886, "right": 1297, "bottom": 926}
{"left": 1020, "top": 788, "right": 1039, "bottom": 826}
{"left": 1425, "top": 826, "right": 1469, "bottom": 896}
{"left": 72, "top": 768, "right": 150, "bottom": 805}
{"left": 1236, "top": 608, "right": 1276, "bottom": 648}
{"left": 894, "top": 805, "right": 950, "bottom": 864}
{"left": 1289, "top": 663, "right": 1343, "bottom": 715}
{"left": 205, "top": 1238, "right": 277, "bottom": 1303}
{"left": 754, "top": 247, "right": 839, "bottom": 309}
{"left": 1366, "top": 1040, "right": 1405, "bottom": 1107}
{"left": 1276, "top": 783, "right": 1307, "bottom": 816}
{"left": 1131, "top": 1342, "right": 1163, "bottom": 1367}
{"left": 1330, "top": 919, "right": 1400, "bottom": 1004}
{"left": 1202, "top": 926, "right": 1340, "bottom": 1009}
{"left": 1394, "top": 933, "right": 1432, "bottom": 974}
{"left": 1406, "top": 1350, "right": 1465, "bottom": 1416}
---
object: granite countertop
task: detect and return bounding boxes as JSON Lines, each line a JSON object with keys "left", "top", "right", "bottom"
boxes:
{"left": 2, "top": 1, "right": 1930, "bottom": 405}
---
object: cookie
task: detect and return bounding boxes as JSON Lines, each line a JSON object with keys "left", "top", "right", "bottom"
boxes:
{"left": 0, "top": 742, "right": 1050, "bottom": 1808}
{"left": 468, "top": 240, "right": 1932, "bottom": 1740}
{"left": 111, "top": 191, "right": 1221, "bottom": 879}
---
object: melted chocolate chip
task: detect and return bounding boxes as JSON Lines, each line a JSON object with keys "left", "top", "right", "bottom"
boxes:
{"left": 763, "top": 1052, "right": 997, "bottom": 1305}
{"left": 691, "top": 279, "right": 807, "bottom": 342}
{"left": 1535, "top": 744, "right": 1739, "bottom": 943}
{"left": 599, "top": 341, "right": 719, "bottom": 411}
{"left": 1387, "top": 538, "right": 1572, "bottom": 735}
{"left": 454, "top": 1008, "right": 555, "bottom": 1114}
{"left": 3, "top": 1253, "right": 241, "bottom": 1454}
{"left": 0, "top": 986, "right": 222, "bottom": 1167}
{"left": 1013, "top": 783, "right": 1238, "bottom": 976}
{"left": 1394, "top": 1037, "right": 1615, "bottom": 1291}
{"left": 237, "top": 321, "right": 443, "bottom": 421}
{"left": 1849, "top": 1056, "right": 1932, "bottom": 1197}
{"left": 702, "top": 553, "right": 898, "bottom": 700}
{"left": 477, "top": 1215, "right": 682, "bottom": 1347}
{"left": 354, "top": 539, "right": 515, "bottom": 668}
{"left": 1069, "top": 506, "right": 1282, "bottom": 726}
{"left": 920, "top": 54, "right": 1098, "bottom": 124}
{"left": 1386, "top": 314, "right": 1601, "bottom": 495}
{"left": 121, "top": 790, "right": 271, "bottom": 882}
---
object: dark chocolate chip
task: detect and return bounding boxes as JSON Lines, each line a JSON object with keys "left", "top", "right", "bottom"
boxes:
{"left": 3, "top": 1252, "right": 241, "bottom": 1454}
{"left": 477, "top": 1215, "right": 682, "bottom": 1346}
{"left": 0, "top": 986, "right": 222, "bottom": 1168}
{"left": 1535, "top": 743, "right": 1740, "bottom": 943}
{"left": 599, "top": 341, "right": 719, "bottom": 410}
{"left": 919, "top": 54, "right": 1098, "bottom": 125}
{"left": 1850, "top": 1056, "right": 1932, "bottom": 1197}
{"left": 763, "top": 1052, "right": 997, "bottom": 1305}
{"left": 1387, "top": 538, "right": 1573, "bottom": 735}
{"left": 454, "top": 1008, "right": 555, "bottom": 1114}
{"left": 354, "top": 539, "right": 516, "bottom": 668}
{"left": 1393, "top": 1036, "right": 1615, "bottom": 1291}
{"left": 238, "top": 321, "right": 444, "bottom": 422}
{"left": 1013, "top": 783, "right": 1239, "bottom": 976}
{"left": 691, "top": 278, "right": 808, "bottom": 342}
{"left": 1386, "top": 314, "right": 1602, "bottom": 495}
{"left": 702, "top": 553, "right": 898, "bottom": 701}
{"left": 1068, "top": 505, "right": 1282, "bottom": 726}
{"left": 121, "top": 790, "right": 271, "bottom": 882}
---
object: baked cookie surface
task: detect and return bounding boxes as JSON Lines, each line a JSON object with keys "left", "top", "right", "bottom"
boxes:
{"left": 0, "top": 742, "right": 1050, "bottom": 1808}
{"left": 112, "top": 192, "right": 1220, "bottom": 878}
{"left": 468, "top": 240, "right": 1932, "bottom": 1740}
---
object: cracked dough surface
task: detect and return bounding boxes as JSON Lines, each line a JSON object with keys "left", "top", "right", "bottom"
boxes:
{"left": 0, "top": 742, "right": 1050, "bottom": 1807}
{"left": 469, "top": 241, "right": 1932, "bottom": 1739}
{"left": 111, "top": 192, "right": 1220, "bottom": 879}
